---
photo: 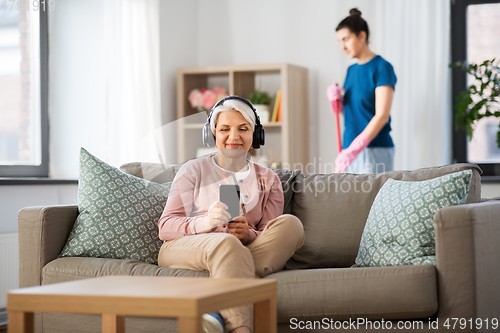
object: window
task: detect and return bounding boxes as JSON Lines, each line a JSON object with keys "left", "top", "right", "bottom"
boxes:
{"left": 0, "top": 2, "right": 48, "bottom": 177}
{"left": 451, "top": 0, "right": 500, "bottom": 178}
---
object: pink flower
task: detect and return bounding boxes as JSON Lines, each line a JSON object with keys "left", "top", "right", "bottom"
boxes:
{"left": 213, "top": 87, "right": 227, "bottom": 101}
{"left": 203, "top": 89, "right": 217, "bottom": 110}
{"left": 188, "top": 89, "right": 204, "bottom": 109}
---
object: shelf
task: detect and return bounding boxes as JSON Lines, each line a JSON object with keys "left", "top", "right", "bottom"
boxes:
{"left": 261, "top": 122, "right": 282, "bottom": 128}
{"left": 176, "top": 63, "right": 309, "bottom": 169}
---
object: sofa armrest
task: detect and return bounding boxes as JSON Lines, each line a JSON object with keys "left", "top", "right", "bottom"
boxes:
{"left": 434, "top": 200, "right": 500, "bottom": 321}
{"left": 18, "top": 205, "right": 78, "bottom": 288}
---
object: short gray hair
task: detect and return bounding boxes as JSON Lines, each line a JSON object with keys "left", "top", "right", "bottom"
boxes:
{"left": 210, "top": 99, "right": 256, "bottom": 135}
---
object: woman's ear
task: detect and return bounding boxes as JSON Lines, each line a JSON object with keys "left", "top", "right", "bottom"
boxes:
{"left": 358, "top": 31, "right": 367, "bottom": 44}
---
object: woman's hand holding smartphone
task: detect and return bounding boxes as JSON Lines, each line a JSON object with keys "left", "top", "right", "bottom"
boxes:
{"left": 226, "top": 216, "right": 251, "bottom": 245}
{"left": 206, "top": 184, "right": 240, "bottom": 229}
{"left": 206, "top": 201, "right": 232, "bottom": 229}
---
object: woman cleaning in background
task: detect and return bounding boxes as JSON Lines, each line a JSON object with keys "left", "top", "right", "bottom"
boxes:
{"left": 327, "top": 8, "right": 397, "bottom": 174}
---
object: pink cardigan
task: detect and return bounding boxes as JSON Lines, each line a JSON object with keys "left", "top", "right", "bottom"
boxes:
{"left": 158, "top": 155, "right": 284, "bottom": 242}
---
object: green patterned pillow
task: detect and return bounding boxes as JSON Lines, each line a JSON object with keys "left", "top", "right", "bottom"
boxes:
{"left": 59, "top": 148, "right": 170, "bottom": 264}
{"left": 354, "top": 170, "right": 472, "bottom": 267}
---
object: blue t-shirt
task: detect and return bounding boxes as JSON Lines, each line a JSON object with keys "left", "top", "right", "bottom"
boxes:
{"left": 342, "top": 55, "right": 397, "bottom": 148}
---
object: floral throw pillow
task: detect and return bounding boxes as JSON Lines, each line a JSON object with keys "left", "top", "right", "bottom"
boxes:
{"left": 59, "top": 148, "right": 170, "bottom": 264}
{"left": 354, "top": 170, "right": 472, "bottom": 267}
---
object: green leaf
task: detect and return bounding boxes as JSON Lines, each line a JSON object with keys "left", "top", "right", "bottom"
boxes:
{"left": 497, "top": 123, "right": 500, "bottom": 148}
{"left": 247, "top": 90, "right": 272, "bottom": 105}
{"left": 450, "top": 57, "right": 500, "bottom": 142}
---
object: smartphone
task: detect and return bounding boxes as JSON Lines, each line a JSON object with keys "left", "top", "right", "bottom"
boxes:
{"left": 219, "top": 184, "right": 240, "bottom": 220}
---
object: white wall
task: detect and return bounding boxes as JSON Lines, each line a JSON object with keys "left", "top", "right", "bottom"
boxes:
{"left": 481, "top": 183, "right": 500, "bottom": 199}
{"left": 0, "top": 184, "right": 77, "bottom": 234}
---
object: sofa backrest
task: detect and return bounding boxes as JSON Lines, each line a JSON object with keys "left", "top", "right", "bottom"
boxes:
{"left": 120, "top": 161, "right": 482, "bottom": 270}
{"left": 120, "top": 162, "right": 182, "bottom": 184}
{"left": 285, "top": 163, "right": 482, "bottom": 270}
{"left": 120, "top": 162, "right": 301, "bottom": 214}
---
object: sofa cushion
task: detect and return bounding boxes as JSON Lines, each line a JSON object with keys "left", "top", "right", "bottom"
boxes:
{"left": 59, "top": 148, "right": 171, "bottom": 265}
{"left": 355, "top": 170, "right": 472, "bottom": 267}
{"left": 267, "top": 265, "right": 437, "bottom": 322}
{"left": 286, "top": 163, "right": 482, "bottom": 270}
{"left": 272, "top": 168, "right": 302, "bottom": 214}
{"left": 43, "top": 257, "right": 209, "bottom": 285}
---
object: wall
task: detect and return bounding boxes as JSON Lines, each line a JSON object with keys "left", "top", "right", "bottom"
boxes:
{"left": 481, "top": 183, "right": 500, "bottom": 199}
{"left": 0, "top": 184, "right": 77, "bottom": 234}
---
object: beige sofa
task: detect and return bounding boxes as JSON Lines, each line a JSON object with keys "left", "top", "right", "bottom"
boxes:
{"left": 18, "top": 162, "right": 500, "bottom": 332}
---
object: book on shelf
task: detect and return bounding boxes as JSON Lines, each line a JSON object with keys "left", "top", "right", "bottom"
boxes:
{"left": 276, "top": 95, "right": 282, "bottom": 122}
{"left": 271, "top": 89, "right": 282, "bottom": 122}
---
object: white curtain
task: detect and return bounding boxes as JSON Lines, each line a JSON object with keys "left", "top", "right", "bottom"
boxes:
{"left": 103, "top": 0, "right": 163, "bottom": 167}
{"left": 372, "top": 0, "right": 452, "bottom": 170}
{"left": 48, "top": 0, "right": 162, "bottom": 178}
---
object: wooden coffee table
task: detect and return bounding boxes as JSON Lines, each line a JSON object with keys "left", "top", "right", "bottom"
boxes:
{"left": 7, "top": 275, "right": 277, "bottom": 333}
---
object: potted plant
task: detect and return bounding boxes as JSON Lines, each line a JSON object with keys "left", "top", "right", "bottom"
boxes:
{"left": 450, "top": 58, "right": 500, "bottom": 147}
{"left": 248, "top": 90, "right": 272, "bottom": 123}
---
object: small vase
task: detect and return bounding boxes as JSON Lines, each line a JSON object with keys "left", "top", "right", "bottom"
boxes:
{"left": 254, "top": 105, "right": 270, "bottom": 124}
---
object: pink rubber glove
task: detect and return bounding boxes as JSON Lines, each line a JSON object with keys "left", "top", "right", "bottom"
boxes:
{"left": 326, "top": 83, "right": 344, "bottom": 114}
{"left": 335, "top": 132, "right": 371, "bottom": 173}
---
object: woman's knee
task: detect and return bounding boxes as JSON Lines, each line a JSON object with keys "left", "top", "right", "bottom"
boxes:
{"left": 282, "top": 214, "right": 303, "bottom": 229}
{"left": 210, "top": 233, "right": 251, "bottom": 258}
{"left": 272, "top": 214, "right": 304, "bottom": 234}
{"left": 277, "top": 214, "right": 305, "bottom": 248}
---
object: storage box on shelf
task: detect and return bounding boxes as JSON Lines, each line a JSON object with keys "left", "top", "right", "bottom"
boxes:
{"left": 176, "top": 63, "right": 309, "bottom": 169}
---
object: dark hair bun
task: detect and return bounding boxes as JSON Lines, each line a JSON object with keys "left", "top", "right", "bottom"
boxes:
{"left": 349, "top": 8, "right": 362, "bottom": 16}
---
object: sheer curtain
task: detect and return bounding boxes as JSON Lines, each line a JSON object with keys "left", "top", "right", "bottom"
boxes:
{"left": 103, "top": 0, "right": 163, "bottom": 167}
{"left": 49, "top": 0, "right": 162, "bottom": 178}
{"left": 372, "top": 0, "right": 451, "bottom": 170}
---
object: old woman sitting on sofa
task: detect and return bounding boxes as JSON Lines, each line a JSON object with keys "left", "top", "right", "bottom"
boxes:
{"left": 157, "top": 96, "right": 305, "bottom": 333}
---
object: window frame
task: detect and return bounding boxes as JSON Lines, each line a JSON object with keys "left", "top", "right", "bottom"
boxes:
{"left": 0, "top": 8, "right": 49, "bottom": 178}
{"left": 451, "top": 0, "right": 500, "bottom": 179}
